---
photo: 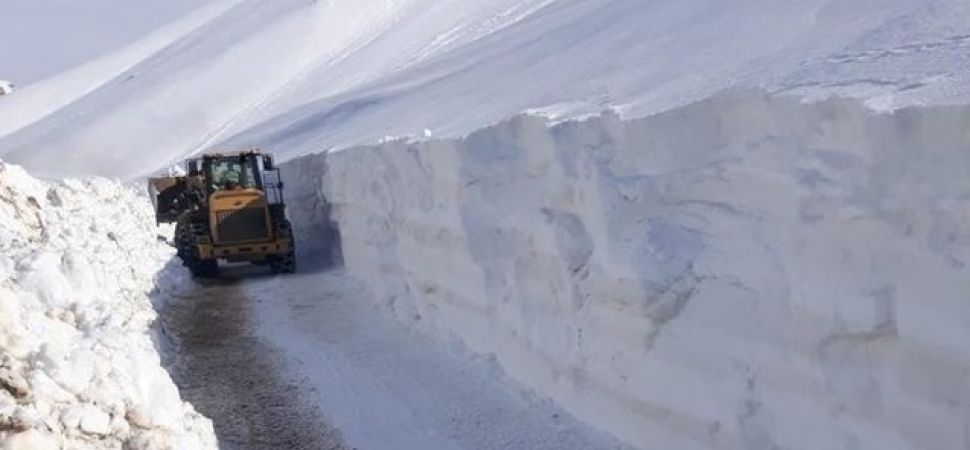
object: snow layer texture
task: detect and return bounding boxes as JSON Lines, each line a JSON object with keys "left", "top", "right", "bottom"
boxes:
{"left": 286, "top": 92, "right": 970, "bottom": 450}
{"left": 0, "top": 162, "right": 216, "bottom": 449}
{"left": 2, "top": 0, "right": 970, "bottom": 178}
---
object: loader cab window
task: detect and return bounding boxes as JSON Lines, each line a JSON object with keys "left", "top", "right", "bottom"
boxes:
{"left": 206, "top": 157, "right": 262, "bottom": 192}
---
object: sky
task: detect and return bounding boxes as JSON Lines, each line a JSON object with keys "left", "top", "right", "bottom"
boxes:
{"left": 0, "top": 0, "right": 211, "bottom": 84}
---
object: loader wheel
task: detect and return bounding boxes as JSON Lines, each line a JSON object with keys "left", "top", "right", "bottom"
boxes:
{"left": 176, "top": 217, "right": 218, "bottom": 278}
{"left": 270, "top": 225, "right": 296, "bottom": 275}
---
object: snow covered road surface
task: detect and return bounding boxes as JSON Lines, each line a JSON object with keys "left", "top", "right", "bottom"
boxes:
{"left": 244, "top": 268, "right": 631, "bottom": 450}
{"left": 159, "top": 264, "right": 345, "bottom": 450}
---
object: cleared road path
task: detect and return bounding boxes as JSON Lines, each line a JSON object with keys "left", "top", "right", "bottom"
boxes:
{"left": 161, "top": 268, "right": 347, "bottom": 450}
{"left": 244, "top": 269, "right": 632, "bottom": 450}
{"left": 162, "top": 265, "right": 630, "bottom": 450}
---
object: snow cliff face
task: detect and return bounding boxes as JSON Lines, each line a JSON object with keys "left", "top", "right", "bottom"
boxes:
{"left": 286, "top": 92, "right": 970, "bottom": 450}
{"left": 0, "top": 162, "right": 215, "bottom": 450}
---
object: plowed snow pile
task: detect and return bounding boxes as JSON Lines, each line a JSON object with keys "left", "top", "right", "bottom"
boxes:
{"left": 0, "top": 162, "right": 215, "bottom": 449}
{"left": 287, "top": 92, "right": 970, "bottom": 450}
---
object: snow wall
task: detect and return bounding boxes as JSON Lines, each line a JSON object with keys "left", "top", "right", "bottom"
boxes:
{"left": 284, "top": 92, "right": 970, "bottom": 450}
{"left": 0, "top": 163, "right": 216, "bottom": 450}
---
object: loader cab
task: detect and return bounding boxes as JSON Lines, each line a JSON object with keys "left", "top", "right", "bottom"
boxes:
{"left": 187, "top": 151, "right": 285, "bottom": 205}
{"left": 203, "top": 154, "right": 263, "bottom": 193}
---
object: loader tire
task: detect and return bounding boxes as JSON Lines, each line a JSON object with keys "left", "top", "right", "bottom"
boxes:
{"left": 270, "top": 223, "right": 296, "bottom": 275}
{"left": 176, "top": 216, "right": 219, "bottom": 278}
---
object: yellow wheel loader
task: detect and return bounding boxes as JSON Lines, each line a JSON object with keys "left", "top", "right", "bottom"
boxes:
{"left": 148, "top": 150, "right": 296, "bottom": 277}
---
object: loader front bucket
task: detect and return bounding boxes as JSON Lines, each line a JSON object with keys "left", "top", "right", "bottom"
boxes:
{"left": 148, "top": 177, "right": 184, "bottom": 224}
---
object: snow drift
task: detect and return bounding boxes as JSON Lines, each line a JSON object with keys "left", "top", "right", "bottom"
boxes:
{"left": 0, "top": 162, "right": 215, "bottom": 449}
{"left": 285, "top": 92, "right": 970, "bottom": 450}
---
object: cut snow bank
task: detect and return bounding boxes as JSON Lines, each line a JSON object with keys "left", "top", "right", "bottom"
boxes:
{"left": 0, "top": 162, "right": 215, "bottom": 449}
{"left": 285, "top": 92, "right": 970, "bottom": 450}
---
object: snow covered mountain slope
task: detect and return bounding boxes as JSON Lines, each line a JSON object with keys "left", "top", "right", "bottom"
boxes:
{"left": 0, "top": 162, "right": 215, "bottom": 450}
{"left": 1, "top": 0, "right": 969, "bottom": 178}
{"left": 285, "top": 92, "right": 970, "bottom": 450}
{"left": 0, "top": 0, "right": 241, "bottom": 143}
{"left": 1, "top": 0, "right": 219, "bottom": 85}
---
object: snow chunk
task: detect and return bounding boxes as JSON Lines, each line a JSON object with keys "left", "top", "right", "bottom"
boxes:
{"left": 78, "top": 405, "right": 111, "bottom": 436}
{"left": 1, "top": 429, "right": 58, "bottom": 450}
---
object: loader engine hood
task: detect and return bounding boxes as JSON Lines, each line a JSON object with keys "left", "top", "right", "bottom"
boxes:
{"left": 209, "top": 190, "right": 272, "bottom": 244}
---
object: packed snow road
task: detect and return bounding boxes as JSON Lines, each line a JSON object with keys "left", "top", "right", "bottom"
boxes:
{"left": 160, "top": 262, "right": 629, "bottom": 450}
{"left": 159, "top": 263, "right": 346, "bottom": 450}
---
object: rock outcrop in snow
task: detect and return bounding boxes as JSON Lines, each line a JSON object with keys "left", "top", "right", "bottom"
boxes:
{"left": 0, "top": 162, "right": 215, "bottom": 449}
{"left": 286, "top": 92, "right": 970, "bottom": 450}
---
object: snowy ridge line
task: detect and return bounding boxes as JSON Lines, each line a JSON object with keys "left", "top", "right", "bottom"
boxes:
{"left": 0, "top": 0, "right": 243, "bottom": 141}
{"left": 0, "top": 0, "right": 564, "bottom": 179}
{"left": 0, "top": 162, "right": 216, "bottom": 450}
{"left": 6, "top": 0, "right": 970, "bottom": 179}
{"left": 284, "top": 91, "right": 970, "bottom": 450}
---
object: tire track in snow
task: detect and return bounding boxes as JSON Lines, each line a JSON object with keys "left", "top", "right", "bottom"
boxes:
{"left": 244, "top": 269, "right": 633, "bottom": 450}
{"left": 160, "top": 266, "right": 347, "bottom": 450}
